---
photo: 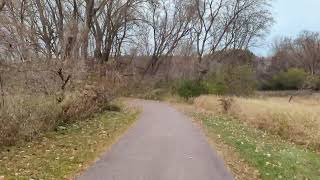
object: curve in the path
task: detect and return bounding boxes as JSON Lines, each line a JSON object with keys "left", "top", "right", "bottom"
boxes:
{"left": 77, "top": 100, "right": 234, "bottom": 180}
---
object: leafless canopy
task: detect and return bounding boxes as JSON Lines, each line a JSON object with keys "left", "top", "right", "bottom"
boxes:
{"left": 271, "top": 31, "right": 320, "bottom": 75}
{"left": 0, "top": 0, "right": 273, "bottom": 75}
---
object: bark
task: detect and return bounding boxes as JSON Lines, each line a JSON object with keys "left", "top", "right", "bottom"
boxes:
{"left": 0, "top": 73, "right": 4, "bottom": 108}
{"left": 81, "top": 0, "right": 95, "bottom": 59}
{"left": 35, "top": 0, "right": 52, "bottom": 58}
{"left": 55, "top": 0, "right": 64, "bottom": 55}
{"left": 0, "top": 0, "right": 5, "bottom": 12}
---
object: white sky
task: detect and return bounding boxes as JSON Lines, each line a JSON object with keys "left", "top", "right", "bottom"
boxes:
{"left": 252, "top": 0, "right": 320, "bottom": 56}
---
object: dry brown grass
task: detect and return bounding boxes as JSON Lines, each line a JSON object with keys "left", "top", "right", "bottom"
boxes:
{"left": 0, "top": 59, "right": 128, "bottom": 147}
{"left": 0, "top": 87, "right": 115, "bottom": 146}
{"left": 0, "top": 95, "right": 61, "bottom": 146}
{"left": 194, "top": 94, "right": 320, "bottom": 150}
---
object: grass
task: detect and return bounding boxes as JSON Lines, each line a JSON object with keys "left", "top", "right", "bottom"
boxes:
{"left": 194, "top": 95, "right": 320, "bottom": 150}
{"left": 193, "top": 112, "right": 320, "bottom": 180}
{"left": 0, "top": 107, "right": 139, "bottom": 179}
{"left": 0, "top": 95, "right": 62, "bottom": 146}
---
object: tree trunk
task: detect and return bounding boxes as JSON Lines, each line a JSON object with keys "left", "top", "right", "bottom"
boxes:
{"left": 94, "top": 36, "right": 103, "bottom": 62}
{"left": 81, "top": 0, "right": 95, "bottom": 59}
{"left": 0, "top": 73, "right": 4, "bottom": 108}
{"left": 55, "top": 0, "right": 64, "bottom": 57}
{"left": 143, "top": 55, "right": 160, "bottom": 77}
{"left": 0, "top": 0, "right": 5, "bottom": 12}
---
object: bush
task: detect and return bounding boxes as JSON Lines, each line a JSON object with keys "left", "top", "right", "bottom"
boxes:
{"left": 205, "top": 64, "right": 257, "bottom": 96}
{"left": 226, "top": 65, "right": 257, "bottom": 96}
{"left": 0, "top": 70, "right": 120, "bottom": 147}
{"left": 139, "top": 88, "right": 167, "bottom": 100}
{"left": 153, "top": 79, "right": 181, "bottom": 95}
{"left": 0, "top": 95, "right": 61, "bottom": 146}
{"left": 204, "top": 82, "right": 227, "bottom": 95}
{"left": 303, "top": 75, "right": 320, "bottom": 90}
{"left": 0, "top": 88, "right": 117, "bottom": 147}
{"left": 177, "top": 80, "right": 208, "bottom": 99}
{"left": 268, "top": 68, "right": 307, "bottom": 90}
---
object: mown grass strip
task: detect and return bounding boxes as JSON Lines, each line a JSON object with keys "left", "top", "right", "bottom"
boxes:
{"left": 0, "top": 109, "right": 139, "bottom": 179}
{"left": 193, "top": 113, "right": 320, "bottom": 180}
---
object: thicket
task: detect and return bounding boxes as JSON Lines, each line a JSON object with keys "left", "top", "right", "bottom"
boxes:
{"left": 206, "top": 64, "right": 257, "bottom": 96}
{"left": 176, "top": 64, "right": 257, "bottom": 99}
{"left": 177, "top": 80, "right": 208, "bottom": 100}
{"left": 0, "top": 0, "right": 273, "bottom": 148}
{"left": 260, "top": 68, "right": 320, "bottom": 90}
{"left": 0, "top": 60, "right": 125, "bottom": 146}
{"left": 304, "top": 75, "right": 320, "bottom": 90}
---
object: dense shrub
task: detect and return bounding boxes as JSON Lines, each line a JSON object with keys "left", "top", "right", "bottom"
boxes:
{"left": 205, "top": 64, "right": 257, "bottom": 96}
{"left": 265, "top": 68, "right": 307, "bottom": 90}
{"left": 153, "top": 79, "right": 181, "bottom": 95}
{"left": 137, "top": 88, "right": 168, "bottom": 100}
{"left": 0, "top": 60, "right": 124, "bottom": 146}
{"left": 177, "top": 80, "right": 208, "bottom": 99}
{"left": 0, "top": 96, "right": 61, "bottom": 145}
{"left": 175, "top": 64, "right": 257, "bottom": 98}
{"left": 203, "top": 82, "right": 227, "bottom": 95}
{"left": 0, "top": 87, "right": 116, "bottom": 146}
{"left": 225, "top": 65, "right": 257, "bottom": 96}
{"left": 303, "top": 75, "right": 320, "bottom": 90}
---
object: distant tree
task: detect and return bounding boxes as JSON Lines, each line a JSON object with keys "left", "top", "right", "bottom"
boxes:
{"left": 270, "top": 31, "right": 320, "bottom": 75}
{"left": 192, "top": 0, "right": 273, "bottom": 74}
{"left": 140, "top": 0, "right": 194, "bottom": 75}
{"left": 293, "top": 31, "right": 320, "bottom": 75}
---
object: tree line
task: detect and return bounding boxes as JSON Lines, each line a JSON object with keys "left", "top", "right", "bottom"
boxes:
{"left": 256, "top": 31, "right": 320, "bottom": 91}
{"left": 0, "top": 0, "right": 273, "bottom": 74}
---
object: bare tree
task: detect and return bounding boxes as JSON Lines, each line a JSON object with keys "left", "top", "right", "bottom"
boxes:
{"left": 81, "top": 0, "right": 95, "bottom": 59}
{"left": 271, "top": 31, "right": 320, "bottom": 75}
{"left": 192, "top": 0, "right": 272, "bottom": 74}
{"left": 91, "top": 0, "right": 140, "bottom": 63}
{"left": 141, "top": 0, "right": 194, "bottom": 75}
{"left": 0, "top": 0, "right": 5, "bottom": 12}
{"left": 293, "top": 31, "right": 320, "bottom": 75}
{"left": 0, "top": 0, "right": 273, "bottom": 81}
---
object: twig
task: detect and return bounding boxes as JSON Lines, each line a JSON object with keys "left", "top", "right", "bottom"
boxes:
{"left": 0, "top": 73, "right": 4, "bottom": 108}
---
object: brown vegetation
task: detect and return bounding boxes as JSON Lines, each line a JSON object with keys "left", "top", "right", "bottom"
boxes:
{"left": 194, "top": 94, "right": 320, "bottom": 150}
{"left": 0, "top": 0, "right": 273, "bottom": 148}
{"left": 0, "top": 59, "right": 127, "bottom": 146}
{"left": 256, "top": 31, "right": 320, "bottom": 91}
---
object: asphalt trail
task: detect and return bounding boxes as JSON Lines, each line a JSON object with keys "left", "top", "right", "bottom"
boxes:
{"left": 78, "top": 100, "right": 233, "bottom": 180}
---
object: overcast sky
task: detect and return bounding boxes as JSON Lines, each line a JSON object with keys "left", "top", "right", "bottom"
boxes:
{"left": 252, "top": 0, "right": 320, "bottom": 56}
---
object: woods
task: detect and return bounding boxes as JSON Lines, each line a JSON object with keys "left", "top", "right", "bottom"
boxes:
{"left": 3, "top": 0, "right": 320, "bottom": 148}
{"left": 0, "top": 0, "right": 273, "bottom": 146}
{"left": 0, "top": 0, "right": 272, "bottom": 64}
{"left": 257, "top": 31, "right": 320, "bottom": 90}
{"left": 1, "top": 0, "right": 320, "bottom": 179}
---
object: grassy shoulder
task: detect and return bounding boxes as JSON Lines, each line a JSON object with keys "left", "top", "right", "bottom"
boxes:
{"left": 0, "top": 106, "right": 139, "bottom": 179}
{"left": 193, "top": 112, "right": 320, "bottom": 180}
{"left": 171, "top": 102, "right": 261, "bottom": 179}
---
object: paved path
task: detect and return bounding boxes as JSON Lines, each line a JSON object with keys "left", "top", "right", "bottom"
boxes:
{"left": 77, "top": 100, "right": 233, "bottom": 180}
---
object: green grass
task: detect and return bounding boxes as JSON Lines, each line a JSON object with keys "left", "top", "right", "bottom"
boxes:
{"left": 193, "top": 113, "right": 320, "bottom": 180}
{"left": 0, "top": 108, "right": 139, "bottom": 179}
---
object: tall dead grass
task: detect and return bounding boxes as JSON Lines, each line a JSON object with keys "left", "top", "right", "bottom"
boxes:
{"left": 0, "top": 95, "right": 61, "bottom": 145}
{"left": 0, "top": 59, "right": 126, "bottom": 147}
{"left": 194, "top": 94, "right": 320, "bottom": 150}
